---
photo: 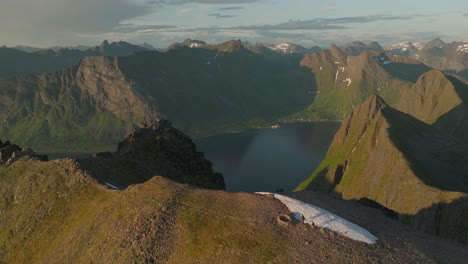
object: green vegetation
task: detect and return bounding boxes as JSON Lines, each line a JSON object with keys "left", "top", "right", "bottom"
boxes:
{"left": 295, "top": 96, "right": 468, "bottom": 244}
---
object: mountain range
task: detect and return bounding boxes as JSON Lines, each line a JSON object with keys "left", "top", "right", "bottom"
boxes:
{"left": 1, "top": 37, "right": 468, "bottom": 260}
{"left": 0, "top": 39, "right": 444, "bottom": 151}
{"left": 0, "top": 40, "right": 148, "bottom": 78}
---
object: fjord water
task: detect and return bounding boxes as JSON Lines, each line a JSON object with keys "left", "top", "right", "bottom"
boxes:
{"left": 194, "top": 122, "right": 340, "bottom": 192}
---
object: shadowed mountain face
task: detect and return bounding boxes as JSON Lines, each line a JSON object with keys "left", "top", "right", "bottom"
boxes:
{"left": 296, "top": 96, "right": 468, "bottom": 244}
{"left": 0, "top": 41, "right": 148, "bottom": 77}
{"left": 398, "top": 69, "right": 468, "bottom": 142}
{"left": 78, "top": 120, "right": 225, "bottom": 190}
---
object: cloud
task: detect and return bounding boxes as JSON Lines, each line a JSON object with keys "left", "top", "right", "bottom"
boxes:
{"left": 218, "top": 6, "right": 245, "bottom": 11}
{"left": 0, "top": 0, "right": 157, "bottom": 46}
{"left": 208, "top": 13, "right": 237, "bottom": 19}
{"left": 464, "top": 13, "right": 468, "bottom": 17}
{"left": 256, "top": 30, "right": 308, "bottom": 39}
{"left": 113, "top": 24, "right": 178, "bottom": 33}
{"left": 0, "top": 0, "right": 260, "bottom": 46}
{"left": 149, "top": 0, "right": 259, "bottom": 5}
{"left": 228, "top": 15, "right": 414, "bottom": 31}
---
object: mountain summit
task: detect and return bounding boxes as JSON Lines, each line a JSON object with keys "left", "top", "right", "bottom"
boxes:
{"left": 297, "top": 96, "right": 468, "bottom": 244}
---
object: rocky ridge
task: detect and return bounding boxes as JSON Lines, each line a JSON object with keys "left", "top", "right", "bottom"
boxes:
{"left": 78, "top": 119, "right": 225, "bottom": 190}
{"left": 0, "top": 140, "right": 48, "bottom": 165}
{"left": 296, "top": 96, "right": 468, "bottom": 244}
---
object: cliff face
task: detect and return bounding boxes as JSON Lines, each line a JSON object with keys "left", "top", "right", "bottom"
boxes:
{"left": 0, "top": 56, "right": 159, "bottom": 149}
{"left": 297, "top": 96, "right": 468, "bottom": 243}
{"left": 74, "top": 56, "right": 159, "bottom": 123}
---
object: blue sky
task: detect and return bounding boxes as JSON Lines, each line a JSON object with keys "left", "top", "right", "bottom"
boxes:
{"left": 1, "top": 0, "right": 468, "bottom": 48}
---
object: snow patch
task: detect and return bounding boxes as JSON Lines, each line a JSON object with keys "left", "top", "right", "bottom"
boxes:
{"left": 343, "top": 78, "right": 352, "bottom": 87}
{"left": 267, "top": 43, "right": 295, "bottom": 53}
{"left": 256, "top": 193, "right": 378, "bottom": 244}
{"left": 104, "top": 182, "right": 120, "bottom": 190}
{"left": 457, "top": 43, "right": 468, "bottom": 53}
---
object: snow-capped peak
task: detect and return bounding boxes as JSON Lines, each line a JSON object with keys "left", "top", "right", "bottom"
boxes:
{"left": 457, "top": 42, "right": 468, "bottom": 53}
{"left": 268, "top": 43, "right": 294, "bottom": 53}
{"left": 386, "top": 41, "right": 425, "bottom": 51}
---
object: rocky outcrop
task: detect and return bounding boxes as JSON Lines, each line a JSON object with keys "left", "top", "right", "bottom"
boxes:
{"left": 0, "top": 140, "right": 47, "bottom": 165}
{"left": 296, "top": 96, "right": 468, "bottom": 244}
{"left": 78, "top": 119, "right": 225, "bottom": 190}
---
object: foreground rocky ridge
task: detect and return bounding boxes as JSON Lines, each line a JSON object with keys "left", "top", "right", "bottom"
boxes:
{"left": 0, "top": 140, "right": 48, "bottom": 165}
{"left": 297, "top": 96, "right": 468, "bottom": 244}
{"left": 78, "top": 120, "right": 225, "bottom": 190}
{"left": 0, "top": 127, "right": 467, "bottom": 263}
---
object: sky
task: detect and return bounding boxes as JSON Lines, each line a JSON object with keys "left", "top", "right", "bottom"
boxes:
{"left": 1, "top": 0, "right": 468, "bottom": 48}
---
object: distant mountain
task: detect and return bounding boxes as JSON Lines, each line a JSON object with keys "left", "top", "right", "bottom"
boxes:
{"left": 168, "top": 39, "right": 208, "bottom": 49}
{"left": 386, "top": 38, "right": 468, "bottom": 77}
{"left": 253, "top": 42, "right": 319, "bottom": 54}
{"left": 341, "top": 41, "right": 384, "bottom": 56}
{"left": 296, "top": 96, "right": 468, "bottom": 244}
{"left": 86, "top": 40, "right": 147, "bottom": 56}
{"left": 0, "top": 40, "right": 149, "bottom": 77}
{"left": 9, "top": 45, "right": 43, "bottom": 53}
{"left": 298, "top": 44, "right": 431, "bottom": 119}
{"left": 48, "top": 45, "right": 91, "bottom": 52}
{"left": 138, "top": 42, "right": 156, "bottom": 50}
{"left": 398, "top": 69, "right": 468, "bottom": 142}
{"left": 0, "top": 41, "right": 316, "bottom": 149}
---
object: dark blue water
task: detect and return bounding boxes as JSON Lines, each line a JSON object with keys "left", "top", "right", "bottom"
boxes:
{"left": 194, "top": 122, "right": 340, "bottom": 192}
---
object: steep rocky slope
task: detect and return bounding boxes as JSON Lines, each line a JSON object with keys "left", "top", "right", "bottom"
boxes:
{"left": 0, "top": 56, "right": 158, "bottom": 150}
{"left": 1, "top": 124, "right": 467, "bottom": 263}
{"left": 0, "top": 41, "right": 316, "bottom": 150}
{"left": 296, "top": 96, "right": 468, "bottom": 244}
{"left": 78, "top": 120, "right": 225, "bottom": 190}
{"left": 298, "top": 45, "right": 431, "bottom": 119}
{"left": 398, "top": 69, "right": 468, "bottom": 142}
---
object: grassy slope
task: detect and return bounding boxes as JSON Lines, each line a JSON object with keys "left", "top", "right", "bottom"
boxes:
{"left": 295, "top": 96, "right": 468, "bottom": 243}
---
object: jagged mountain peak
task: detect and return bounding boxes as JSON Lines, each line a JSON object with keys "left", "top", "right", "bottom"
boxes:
{"left": 330, "top": 44, "right": 347, "bottom": 61}
{"left": 423, "top": 38, "right": 446, "bottom": 49}
{"left": 100, "top": 39, "right": 110, "bottom": 47}
{"left": 297, "top": 95, "right": 468, "bottom": 244}
{"left": 368, "top": 41, "right": 384, "bottom": 52}
{"left": 213, "top": 39, "right": 243, "bottom": 52}
{"left": 78, "top": 119, "right": 226, "bottom": 190}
